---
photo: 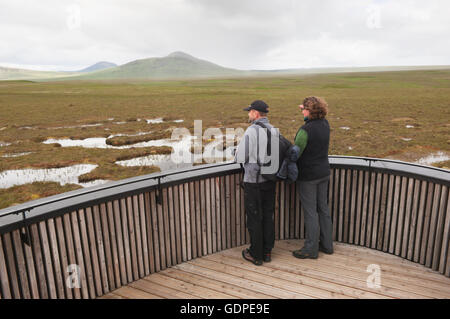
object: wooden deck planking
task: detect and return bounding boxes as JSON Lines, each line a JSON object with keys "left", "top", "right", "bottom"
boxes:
{"left": 100, "top": 240, "right": 450, "bottom": 299}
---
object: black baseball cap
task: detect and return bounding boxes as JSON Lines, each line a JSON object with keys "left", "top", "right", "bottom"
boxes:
{"left": 243, "top": 100, "right": 269, "bottom": 113}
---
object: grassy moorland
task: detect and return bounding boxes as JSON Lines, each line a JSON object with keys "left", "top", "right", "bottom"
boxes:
{"left": 0, "top": 69, "right": 449, "bottom": 208}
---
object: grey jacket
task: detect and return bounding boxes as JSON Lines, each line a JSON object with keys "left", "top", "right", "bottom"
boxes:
{"left": 234, "top": 117, "right": 279, "bottom": 183}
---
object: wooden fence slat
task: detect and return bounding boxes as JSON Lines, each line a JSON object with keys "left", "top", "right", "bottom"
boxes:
{"left": 119, "top": 199, "right": 133, "bottom": 281}
{"left": 131, "top": 196, "right": 144, "bottom": 278}
{"left": 371, "top": 173, "right": 382, "bottom": 249}
{"left": 11, "top": 230, "right": 30, "bottom": 299}
{"left": 156, "top": 189, "right": 167, "bottom": 269}
{"left": 349, "top": 170, "right": 358, "bottom": 245}
{"left": 279, "top": 176, "right": 286, "bottom": 240}
{"left": 194, "top": 181, "right": 203, "bottom": 256}
{"left": 274, "top": 181, "right": 280, "bottom": 240}
{"left": 354, "top": 170, "right": 363, "bottom": 245}
{"left": 112, "top": 200, "right": 127, "bottom": 285}
{"left": 230, "top": 175, "right": 236, "bottom": 248}
{"left": 426, "top": 184, "right": 441, "bottom": 268}
{"left": 210, "top": 178, "right": 217, "bottom": 252}
{"left": 2, "top": 233, "right": 21, "bottom": 298}
{"left": 420, "top": 182, "right": 435, "bottom": 265}
{"left": 332, "top": 169, "right": 340, "bottom": 241}
{"left": 338, "top": 169, "right": 345, "bottom": 243}
{"left": 167, "top": 187, "right": 177, "bottom": 266}
{"left": 439, "top": 188, "right": 450, "bottom": 275}
{"left": 234, "top": 175, "right": 241, "bottom": 247}
{"left": 62, "top": 214, "right": 81, "bottom": 299}
{"left": 138, "top": 194, "right": 149, "bottom": 276}
{"left": 395, "top": 177, "right": 407, "bottom": 256}
{"left": 343, "top": 169, "right": 351, "bottom": 243}
{"left": 205, "top": 178, "right": 212, "bottom": 255}
{"left": 285, "top": 182, "right": 291, "bottom": 240}
{"left": 46, "top": 218, "right": 65, "bottom": 298}
{"left": 106, "top": 201, "right": 121, "bottom": 289}
{"left": 21, "top": 226, "right": 40, "bottom": 299}
{"left": 189, "top": 181, "right": 198, "bottom": 259}
{"left": 295, "top": 181, "right": 301, "bottom": 239}
{"left": 150, "top": 191, "right": 162, "bottom": 272}
{"left": 375, "top": 174, "right": 386, "bottom": 250}
{"left": 327, "top": 170, "right": 334, "bottom": 242}
{"left": 414, "top": 181, "right": 428, "bottom": 263}
{"left": 289, "top": 183, "right": 296, "bottom": 239}
{"left": 432, "top": 186, "right": 448, "bottom": 271}
{"left": 382, "top": 175, "right": 394, "bottom": 252}
{"left": 225, "top": 176, "right": 231, "bottom": 249}
{"left": 39, "top": 222, "right": 58, "bottom": 299}
{"left": 183, "top": 183, "right": 192, "bottom": 261}
{"left": 84, "top": 207, "right": 102, "bottom": 297}
{"left": 78, "top": 208, "right": 96, "bottom": 298}
{"left": 360, "top": 171, "right": 369, "bottom": 246}
{"left": 144, "top": 192, "right": 156, "bottom": 273}
{"left": 0, "top": 235, "right": 12, "bottom": 299}
{"left": 126, "top": 197, "right": 139, "bottom": 280}
{"left": 365, "top": 172, "right": 375, "bottom": 248}
{"left": 93, "top": 204, "right": 110, "bottom": 294}
{"left": 214, "top": 178, "right": 221, "bottom": 252}
{"left": 178, "top": 184, "right": 187, "bottom": 261}
{"left": 389, "top": 176, "right": 401, "bottom": 254}
{"left": 69, "top": 211, "right": 88, "bottom": 298}
{"left": 407, "top": 180, "right": 421, "bottom": 260}
{"left": 162, "top": 188, "right": 172, "bottom": 267}
{"left": 174, "top": 186, "right": 183, "bottom": 264}
{"left": 283, "top": 181, "right": 289, "bottom": 240}
{"left": 400, "top": 178, "right": 414, "bottom": 258}
{"left": 54, "top": 217, "right": 69, "bottom": 299}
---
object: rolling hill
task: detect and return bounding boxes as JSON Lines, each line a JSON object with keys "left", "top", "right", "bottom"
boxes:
{"left": 71, "top": 51, "right": 243, "bottom": 80}
{"left": 1, "top": 51, "right": 450, "bottom": 81}
{"left": 77, "top": 61, "right": 117, "bottom": 73}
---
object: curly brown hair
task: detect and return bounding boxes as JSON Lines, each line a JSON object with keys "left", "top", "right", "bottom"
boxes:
{"left": 303, "top": 96, "right": 328, "bottom": 120}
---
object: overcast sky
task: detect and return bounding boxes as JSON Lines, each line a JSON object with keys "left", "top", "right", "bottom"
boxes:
{"left": 1, "top": 0, "right": 449, "bottom": 71}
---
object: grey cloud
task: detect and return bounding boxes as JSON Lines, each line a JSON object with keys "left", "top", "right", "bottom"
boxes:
{"left": 0, "top": 0, "right": 449, "bottom": 70}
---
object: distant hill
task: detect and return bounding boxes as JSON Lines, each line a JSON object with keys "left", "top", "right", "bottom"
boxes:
{"left": 70, "top": 51, "right": 244, "bottom": 80}
{"left": 2, "top": 52, "right": 450, "bottom": 81}
{"left": 77, "top": 61, "right": 117, "bottom": 73}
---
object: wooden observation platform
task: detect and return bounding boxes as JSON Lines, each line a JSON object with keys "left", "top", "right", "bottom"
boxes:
{"left": 0, "top": 157, "right": 449, "bottom": 299}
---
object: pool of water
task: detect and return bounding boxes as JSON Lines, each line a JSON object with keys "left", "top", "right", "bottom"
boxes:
{"left": 0, "top": 164, "right": 109, "bottom": 189}
{"left": 415, "top": 151, "right": 450, "bottom": 166}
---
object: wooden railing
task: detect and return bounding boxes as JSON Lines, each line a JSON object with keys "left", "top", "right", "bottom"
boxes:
{"left": 0, "top": 156, "right": 448, "bottom": 299}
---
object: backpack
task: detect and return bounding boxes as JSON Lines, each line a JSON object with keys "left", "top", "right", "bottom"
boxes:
{"left": 254, "top": 122, "right": 292, "bottom": 181}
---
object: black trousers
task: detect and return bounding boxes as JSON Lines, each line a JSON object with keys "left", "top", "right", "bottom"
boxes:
{"left": 244, "top": 181, "right": 276, "bottom": 261}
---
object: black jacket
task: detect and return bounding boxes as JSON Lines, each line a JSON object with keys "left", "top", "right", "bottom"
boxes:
{"left": 297, "top": 118, "right": 330, "bottom": 181}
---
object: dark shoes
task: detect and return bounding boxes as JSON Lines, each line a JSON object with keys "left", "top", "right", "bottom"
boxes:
{"left": 264, "top": 253, "right": 271, "bottom": 263}
{"left": 242, "top": 249, "right": 263, "bottom": 266}
{"left": 292, "top": 250, "right": 318, "bottom": 259}
{"left": 319, "top": 244, "right": 334, "bottom": 255}
{"left": 292, "top": 243, "right": 333, "bottom": 259}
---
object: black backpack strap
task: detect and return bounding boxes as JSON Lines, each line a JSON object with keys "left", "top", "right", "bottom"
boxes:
{"left": 253, "top": 122, "right": 272, "bottom": 159}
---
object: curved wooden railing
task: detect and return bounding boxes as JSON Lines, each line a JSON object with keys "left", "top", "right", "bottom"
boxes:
{"left": 0, "top": 156, "right": 448, "bottom": 299}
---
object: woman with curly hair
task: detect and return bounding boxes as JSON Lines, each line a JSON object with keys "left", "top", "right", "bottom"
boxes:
{"left": 292, "top": 96, "right": 334, "bottom": 259}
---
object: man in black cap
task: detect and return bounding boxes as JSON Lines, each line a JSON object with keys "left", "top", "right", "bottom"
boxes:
{"left": 235, "top": 100, "right": 278, "bottom": 265}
